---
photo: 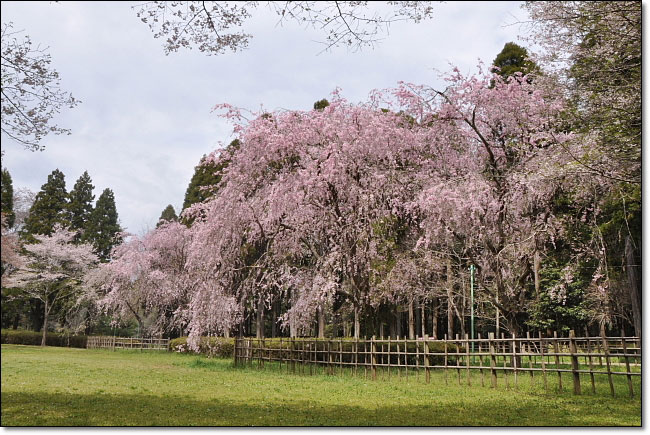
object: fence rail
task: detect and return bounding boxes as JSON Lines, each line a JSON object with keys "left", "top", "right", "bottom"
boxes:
{"left": 87, "top": 336, "right": 170, "bottom": 351}
{"left": 234, "top": 330, "right": 641, "bottom": 397}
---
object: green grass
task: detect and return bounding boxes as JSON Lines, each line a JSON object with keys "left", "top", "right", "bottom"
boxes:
{"left": 0, "top": 344, "right": 640, "bottom": 426}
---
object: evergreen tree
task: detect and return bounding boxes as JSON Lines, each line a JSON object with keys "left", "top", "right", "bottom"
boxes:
{"left": 157, "top": 204, "right": 178, "bottom": 227}
{"left": 84, "top": 188, "right": 122, "bottom": 261}
{"left": 67, "top": 171, "right": 95, "bottom": 238}
{"left": 22, "top": 169, "right": 68, "bottom": 239}
{"left": 490, "top": 42, "right": 538, "bottom": 82}
{"left": 1, "top": 168, "right": 15, "bottom": 228}
{"left": 313, "top": 99, "right": 330, "bottom": 111}
{"left": 181, "top": 139, "right": 238, "bottom": 214}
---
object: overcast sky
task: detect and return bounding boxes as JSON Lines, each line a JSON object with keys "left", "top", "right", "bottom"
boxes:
{"left": 1, "top": 1, "right": 529, "bottom": 235}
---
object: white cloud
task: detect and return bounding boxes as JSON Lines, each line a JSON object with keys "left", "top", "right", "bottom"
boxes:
{"left": 1, "top": 1, "right": 527, "bottom": 234}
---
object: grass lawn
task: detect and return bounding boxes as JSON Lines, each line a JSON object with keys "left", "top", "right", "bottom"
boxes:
{"left": 0, "top": 344, "right": 641, "bottom": 426}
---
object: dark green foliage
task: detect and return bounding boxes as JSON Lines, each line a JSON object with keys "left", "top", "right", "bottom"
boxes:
{"left": 1, "top": 168, "right": 15, "bottom": 228}
{"left": 21, "top": 169, "right": 68, "bottom": 239}
{"left": 1, "top": 329, "right": 87, "bottom": 348}
{"left": 598, "top": 183, "right": 641, "bottom": 265}
{"left": 66, "top": 171, "right": 95, "bottom": 235}
{"left": 526, "top": 260, "right": 590, "bottom": 333}
{"left": 313, "top": 99, "right": 330, "bottom": 111}
{"left": 181, "top": 140, "right": 238, "bottom": 220}
{"left": 0, "top": 288, "right": 24, "bottom": 329}
{"left": 490, "top": 42, "right": 539, "bottom": 82}
{"left": 156, "top": 204, "right": 178, "bottom": 227}
{"left": 83, "top": 188, "right": 122, "bottom": 261}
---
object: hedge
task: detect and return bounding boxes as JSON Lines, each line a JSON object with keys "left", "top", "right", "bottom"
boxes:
{"left": 169, "top": 336, "right": 234, "bottom": 358}
{"left": 1, "top": 329, "right": 87, "bottom": 348}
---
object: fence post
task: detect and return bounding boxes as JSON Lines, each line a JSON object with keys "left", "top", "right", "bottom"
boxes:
{"left": 460, "top": 334, "right": 468, "bottom": 386}
{"left": 489, "top": 332, "right": 497, "bottom": 388}
{"left": 424, "top": 335, "right": 430, "bottom": 384}
{"left": 585, "top": 329, "right": 596, "bottom": 394}
{"left": 371, "top": 336, "right": 377, "bottom": 381}
{"left": 382, "top": 335, "right": 390, "bottom": 379}
{"left": 600, "top": 329, "right": 615, "bottom": 396}
{"left": 621, "top": 329, "right": 634, "bottom": 398}
{"left": 233, "top": 336, "right": 238, "bottom": 366}
{"left": 539, "top": 331, "right": 548, "bottom": 393}
{"left": 553, "top": 331, "right": 562, "bottom": 392}
{"left": 339, "top": 338, "right": 343, "bottom": 375}
{"left": 326, "top": 340, "right": 332, "bottom": 375}
{"left": 478, "top": 333, "right": 484, "bottom": 387}
{"left": 568, "top": 330, "right": 581, "bottom": 395}
{"left": 444, "top": 334, "right": 449, "bottom": 385}
{"left": 512, "top": 333, "right": 518, "bottom": 390}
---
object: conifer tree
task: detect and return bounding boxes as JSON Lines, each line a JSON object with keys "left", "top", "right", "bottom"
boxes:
{"left": 313, "top": 99, "right": 330, "bottom": 111}
{"left": 157, "top": 204, "right": 178, "bottom": 227}
{"left": 67, "top": 171, "right": 95, "bottom": 238}
{"left": 1, "top": 168, "right": 15, "bottom": 228}
{"left": 181, "top": 139, "right": 238, "bottom": 214}
{"left": 84, "top": 188, "right": 122, "bottom": 261}
{"left": 22, "top": 169, "right": 68, "bottom": 239}
{"left": 490, "top": 42, "right": 539, "bottom": 82}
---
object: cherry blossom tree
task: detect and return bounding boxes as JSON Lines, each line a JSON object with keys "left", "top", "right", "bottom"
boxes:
{"left": 5, "top": 226, "right": 98, "bottom": 345}
{"left": 1, "top": 213, "right": 24, "bottom": 286}
{"left": 87, "top": 222, "right": 201, "bottom": 337}
{"left": 134, "top": 1, "right": 435, "bottom": 55}
{"left": 1, "top": 23, "right": 79, "bottom": 152}
{"left": 397, "top": 67, "right": 572, "bottom": 335}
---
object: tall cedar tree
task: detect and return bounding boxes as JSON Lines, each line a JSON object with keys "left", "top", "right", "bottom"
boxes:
{"left": 157, "top": 204, "right": 178, "bottom": 227}
{"left": 67, "top": 171, "right": 95, "bottom": 239}
{"left": 181, "top": 139, "right": 239, "bottom": 219}
{"left": 83, "top": 188, "right": 121, "bottom": 261}
{"left": 491, "top": 42, "right": 538, "bottom": 79}
{"left": 1, "top": 168, "right": 15, "bottom": 228}
{"left": 22, "top": 169, "right": 68, "bottom": 240}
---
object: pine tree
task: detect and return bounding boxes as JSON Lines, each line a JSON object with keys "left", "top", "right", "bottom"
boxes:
{"left": 490, "top": 42, "right": 539, "bottom": 82}
{"left": 313, "top": 99, "right": 330, "bottom": 111}
{"left": 67, "top": 171, "right": 95, "bottom": 238}
{"left": 157, "top": 204, "right": 178, "bottom": 227}
{"left": 84, "top": 188, "right": 121, "bottom": 261}
{"left": 1, "top": 168, "right": 15, "bottom": 228}
{"left": 181, "top": 139, "right": 238, "bottom": 214}
{"left": 22, "top": 169, "right": 68, "bottom": 239}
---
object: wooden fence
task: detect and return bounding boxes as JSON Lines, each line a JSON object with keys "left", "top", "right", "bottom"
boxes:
{"left": 234, "top": 330, "right": 641, "bottom": 397}
{"left": 87, "top": 336, "right": 170, "bottom": 351}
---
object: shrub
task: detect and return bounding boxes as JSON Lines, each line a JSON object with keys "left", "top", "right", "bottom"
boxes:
{"left": 1, "top": 329, "right": 87, "bottom": 348}
{"left": 170, "top": 336, "right": 234, "bottom": 358}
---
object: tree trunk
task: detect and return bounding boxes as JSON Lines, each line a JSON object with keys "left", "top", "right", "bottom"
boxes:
{"left": 420, "top": 301, "right": 426, "bottom": 337}
{"left": 625, "top": 236, "right": 641, "bottom": 339}
{"left": 318, "top": 304, "right": 326, "bottom": 338}
{"left": 447, "top": 258, "right": 454, "bottom": 338}
{"left": 256, "top": 298, "right": 264, "bottom": 339}
{"left": 495, "top": 290, "right": 500, "bottom": 336}
{"left": 396, "top": 310, "right": 402, "bottom": 338}
{"left": 41, "top": 298, "right": 49, "bottom": 346}
{"left": 354, "top": 307, "right": 360, "bottom": 339}
{"left": 533, "top": 250, "right": 541, "bottom": 300}
{"left": 408, "top": 299, "right": 415, "bottom": 339}
{"left": 432, "top": 298, "right": 438, "bottom": 339}
{"left": 271, "top": 300, "right": 277, "bottom": 338}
